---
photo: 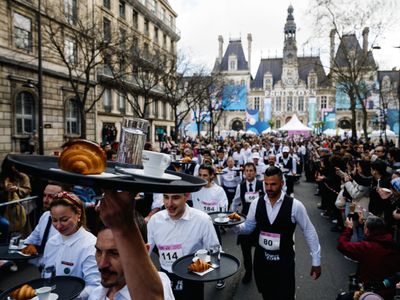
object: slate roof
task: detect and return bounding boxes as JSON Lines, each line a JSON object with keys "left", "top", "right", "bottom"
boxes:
{"left": 213, "top": 39, "right": 249, "bottom": 72}
{"left": 334, "top": 34, "right": 376, "bottom": 69}
{"left": 251, "top": 56, "right": 329, "bottom": 89}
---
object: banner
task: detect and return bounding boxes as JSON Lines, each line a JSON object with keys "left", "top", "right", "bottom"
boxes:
{"left": 264, "top": 98, "right": 272, "bottom": 124}
{"left": 308, "top": 97, "right": 317, "bottom": 127}
{"left": 387, "top": 109, "right": 399, "bottom": 134}
{"left": 222, "top": 85, "right": 247, "bottom": 111}
{"left": 323, "top": 111, "right": 336, "bottom": 130}
{"left": 246, "top": 108, "right": 268, "bottom": 134}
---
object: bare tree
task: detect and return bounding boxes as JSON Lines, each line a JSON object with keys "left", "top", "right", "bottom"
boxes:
{"left": 42, "top": 2, "right": 115, "bottom": 138}
{"left": 306, "top": 0, "right": 399, "bottom": 139}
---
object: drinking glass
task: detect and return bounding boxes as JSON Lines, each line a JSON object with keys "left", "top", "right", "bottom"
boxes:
{"left": 42, "top": 265, "right": 56, "bottom": 291}
{"left": 116, "top": 118, "right": 149, "bottom": 165}
{"left": 8, "top": 233, "right": 21, "bottom": 254}
{"left": 209, "top": 244, "right": 221, "bottom": 269}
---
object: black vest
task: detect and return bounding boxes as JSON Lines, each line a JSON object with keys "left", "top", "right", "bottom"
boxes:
{"left": 240, "top": 180, "right": 264, "bottom": 216}
{"left": 279, "top": 156, "right": 293, "bottom": 173}
{"left": 255, "top": 194, "right": 296, "bottom": 261}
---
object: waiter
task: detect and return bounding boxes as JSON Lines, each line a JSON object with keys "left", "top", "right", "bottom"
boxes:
{"left": 235, "top": 166, "right": 321, "bottom": 300}
{"left": 278, "top": 146, "right": 297, "bottom": 197}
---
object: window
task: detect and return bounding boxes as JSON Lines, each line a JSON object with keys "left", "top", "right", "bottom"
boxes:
{"left": 162, "top": 102, "right": 167, "bottom": 119}
{"left": 64, "top": 0, "right": 77, "bottom": 25}
{"left": 254, "top": 97, "right": 260, "bottom": 110}
{"left": 143, "top": 43, "right": 149, "bottom": 59}
{"left": 309, "top": 77, "right": 316, "bottom": 89}
{"left": 64, "top": 38, "right": 77, "bottom": 64}
{"left": 103, "top": 0, "right": 111, "bottom": 9}
{"left": 118, "top": 94, "right": 126, "bottom": 114}
{"left": 154, "top": 100, "right": 159, "bottom": 118}
{"left": 276, "top": 119, "right": 281, "bottom": 128}
{"left": 15, "top": 92, "right": 34, "bottom": 134}
{"left": 66, "top": 98, "right": 80, "bottom": 135}
{"left": 119, "top": 28, "right": 126, "bottom": 51}
{"left": 161, "top": 8, "right": 166, "bottom": 21}
{"left": 103, "top": 89, "right": 112, "bottom": 113}
{"left": 132, "top": 10, "right": 138, "bottom": 28}
{"left": 163, "top": 34, "right": 167, "bottom": 48}
{"left": 169, "top": 15, "right": 174, "bottom": 27}
{"left": 229, "top": 60, "right": 236, "bottom": 71}
{"left": 275, "top": 97, "right": 281, "bottom": 111}
{"left": 298, "top": 96, "right": 304, "bottom": 111}
{"left": 286, "top": 97, "right": 293, "bottom": 111}
{"left": 170, "top": 41, "right": 174, "bottom": 53}
{"left": 103, "top": 18, "right": 111, "bottom": 43}
{"left": 154, "top": 27, "right": 159, "bottom": 43}
{"left": 119, "top": 1, "right": 125, "bottom": 18}
{"left": 320, "top": 96, "right": 327, "bottom": 109}
{"left": 13, "top": 13, "right": 32, "bottom": 52}
{"left": 144, "top": 19, "right": 149, "bottom": 36}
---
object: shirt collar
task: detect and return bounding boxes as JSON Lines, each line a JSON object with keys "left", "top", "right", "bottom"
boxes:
{"left": 60, "top": 227, "right": 85, "bottom": 246}
{"left": 264, "top": 191, "right": 285, "bottom": 205}
{"left": 96, "top": 285, "right": 130, "bottom": 300}
{"left": 163, "top": 204, "right": 191, "bottom": 221}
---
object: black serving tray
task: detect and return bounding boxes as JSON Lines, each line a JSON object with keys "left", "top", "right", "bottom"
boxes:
{"left": 5, "top": 155, "right": 207, "bottom": 193}
{"left": 0, "top": 276, "right": 84, "bottom": 300}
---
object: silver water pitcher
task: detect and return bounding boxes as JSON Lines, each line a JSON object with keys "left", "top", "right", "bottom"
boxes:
{"left": 116, "top": 118, "right": 149, "bottom": 165}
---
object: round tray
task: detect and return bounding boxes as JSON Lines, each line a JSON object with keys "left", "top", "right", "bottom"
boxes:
{"left": 215, "top": 171, "right": 227, "bottom": 175}
{"left": 0, "top": 244, "right": 39, "bottom": 261}
{"left": 0, "top": 276, "right": 84, "bottom": 300}
{"left": 209, "top": 212, "right": 246, "bottom": 226}
{"left": 171, "top": 252, "right": 240, "bottom": 282}
{"left": 6, "top": 155, "right": 206, "bottom": 193}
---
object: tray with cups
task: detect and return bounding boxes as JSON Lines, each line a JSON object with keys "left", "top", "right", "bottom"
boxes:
{"left": 5, "top": 154, "right": 207, "bottom": 193}
{"left": 209, "top": 212, "right": 246, "bottom": 226}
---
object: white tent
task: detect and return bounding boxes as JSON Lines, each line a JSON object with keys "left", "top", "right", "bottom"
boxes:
{"left": 369, "top": 129, "right": 396, "bottom": 138}
{"left": 262, "top": 127, "right": 277, "bottom": 134}
{"left": 245, "top": 129, "right": 256, "bottom": 135}
{"left": 278, "top": 114, "right": 313, "bottom": 132}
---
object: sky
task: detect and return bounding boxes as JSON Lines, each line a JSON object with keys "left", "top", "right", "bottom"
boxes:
{"left": 169, "top": 0, "right": 400, "bottom": 77}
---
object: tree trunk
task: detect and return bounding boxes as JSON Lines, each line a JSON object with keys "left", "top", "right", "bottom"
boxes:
{"left": 196, "top": 121, "right": 201, "bottom": 137}
{"left": 80, "top": 109, "right": 87, "bottom": 139}
{"left": 174, "top": 109, "right": 179, "bottom": 142}
{"left": 349, "top": 94, "right": 357, "bottom": 141}
{"left": 361, "top": 106, "right": 368, "bottom": 140}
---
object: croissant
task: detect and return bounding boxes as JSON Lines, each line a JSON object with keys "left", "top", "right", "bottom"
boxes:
{"left": 228, "top": 212, "right": 241, "bottom": 220}
{"left": 188, "top": 259, "right": 211, "bottom": 272}
{"left": 181, "top": 156, "right": 192, "bottom": 163}
{"left": 21, "top": 244, "right": 38, "bottom": 256}
{"left": 10, "top": 284, "right": 36, "bottom": 300}
{"left": 59, "top": 139, "right": 106, "bottom": 175}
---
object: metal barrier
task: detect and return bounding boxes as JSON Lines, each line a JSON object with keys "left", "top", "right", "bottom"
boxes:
{"left": 0, "top": 196, "right": 39, "bottom": 207}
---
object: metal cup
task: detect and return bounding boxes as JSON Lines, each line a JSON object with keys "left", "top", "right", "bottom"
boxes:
{"left": 116, "top": 118, "right": 149, "bottom": 165}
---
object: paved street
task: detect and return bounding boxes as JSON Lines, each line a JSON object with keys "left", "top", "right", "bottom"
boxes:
{"left": 0, "top": 178, "right": 356, "bottom": 299}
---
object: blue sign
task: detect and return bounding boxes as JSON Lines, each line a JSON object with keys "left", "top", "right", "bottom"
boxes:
{"left": 222, "top": 85, "right": 247, "bottom": 111}
{"left": 323, "top": 111, "right": 336, "bottom": 130}
{"left": 246, "top": 108, "right": 268, "bottom": 134}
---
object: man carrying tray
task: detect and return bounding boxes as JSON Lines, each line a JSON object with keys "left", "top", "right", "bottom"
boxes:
{"left": 147, "top": 192, "right": 220, "bottom": 299}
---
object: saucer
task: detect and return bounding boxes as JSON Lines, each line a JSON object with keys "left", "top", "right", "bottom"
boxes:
{"left": 116, "top": 168, "right": 181, "bottom": 181}
{"left": 214, "top": 217, "right": 230, "bottom": 224}
{"left": 192, "top": 255, "right": 211, "bottom": 263}
{"left": 32, "top": 293, "right": 59, "bottom": 300}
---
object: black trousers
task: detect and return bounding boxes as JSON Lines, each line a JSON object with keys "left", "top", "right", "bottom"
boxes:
{"left": 238, "top": 236, "right": 254, "bottom": 273}
{"left": 254, "top": 248, "right": 295, "bottom": 300}
{"left": 284, "top": 175, "right": 295, "bottom": 195}
{"left": 162, "top": 269, "right": 204, "bottom": 300}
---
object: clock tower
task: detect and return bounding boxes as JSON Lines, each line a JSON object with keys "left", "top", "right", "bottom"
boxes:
{"left": 282, "top": 5, "right": 299, "bottom": 86}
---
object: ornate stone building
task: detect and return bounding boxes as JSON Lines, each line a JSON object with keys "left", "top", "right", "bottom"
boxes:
{"left": 0, "top": 0, "right": 179, "bottom": 159}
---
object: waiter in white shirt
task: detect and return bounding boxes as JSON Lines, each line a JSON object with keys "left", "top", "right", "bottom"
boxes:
{"left": 220, "top": 157, "right": 242, "bottom": 208}
{"left": 278, "top": 146, "right": 297, "bottom": 196}
{"left": 23, "top": 183, "right": 63, "bottom": 267}
{"left": 147, "top": 193, "right": 220, "bottom": 299}
{"left": 235, "top": 166, "right": 321, "bottom": 300}
{"left": 252, "top": 152, "right": 267, "bottom": 181}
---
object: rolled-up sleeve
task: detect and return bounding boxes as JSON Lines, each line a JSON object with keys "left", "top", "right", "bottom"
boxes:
{"left": 234, "top": 199, "right": 257, "bottom": 235}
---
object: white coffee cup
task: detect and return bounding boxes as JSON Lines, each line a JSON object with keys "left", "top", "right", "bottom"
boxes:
{"left": 36, "top": 287, "right": 52, "bottom": 300}
{"left": 142, "top": 150, "right": 171, "bottom": 177}
{"left": 218, "top": 213, "right": 226, "bottom": 219}
{"left": 195, "top": 249, "right": 208, "bottom": 261}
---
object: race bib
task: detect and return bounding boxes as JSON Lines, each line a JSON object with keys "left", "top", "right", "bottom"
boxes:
{"left": 259, "top": 231, "right": 281, "bottom": 251}
{"left": 158, "top": 244, "right": 183, "bottom": 267}
{"left": 244, "top": 192, "right": 259, "bottom": 203}
{"left": 223, "top": 173, "right": 234, "bottom": 181}
{"left": 201, "top": 200, "right": 218, "bottom": 213}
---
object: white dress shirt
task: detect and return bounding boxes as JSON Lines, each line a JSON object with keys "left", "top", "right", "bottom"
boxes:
{"left": 236, "top": 192, "right": 321, "bottom": 266}
{"left": 43, "top": 227, "right": 100, "bottom": 299}
{"left": 88, "top": 272, "right": 175, "bottom": 300}
{"left": 231, "top": 179, "right": 261, "bottom": 212}
{"left": 190, "top": 184, "right": 228, "bottom": 213}
{"left": 232, "top": 152, "right": 245, "bottom": 166}
{"left": 147, "top": 206, "right": 219, "bottom": 273}
{"left": 24, "top": 211, "right": 58, "bottom": 266}
{"left": 152, "top": 193, "right": 164, "bottom": 209}
{"left": 220, "top": 167, "right": 242, "bottom": 189}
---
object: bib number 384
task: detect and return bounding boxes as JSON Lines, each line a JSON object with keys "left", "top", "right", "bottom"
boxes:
{"left": 259, "top": 231, "right": 281, "bottom": 251}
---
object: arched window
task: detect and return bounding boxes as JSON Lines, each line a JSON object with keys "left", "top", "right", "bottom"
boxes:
{"left": 66, "top": 98, "right": 80, "bottom": 135}
{"left": 231, "top": 119, "right": 243, "bottom": 131}
{"left": 15, "top": 91, "right": 35, "bottom": 134}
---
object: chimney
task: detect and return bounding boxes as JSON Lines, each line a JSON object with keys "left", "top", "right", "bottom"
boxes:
{"left": 247, "top": 33, "right": 252, "bottom": 72}
{"left": 330, "top": 29, "right": 335, "bottom": 70}
{"left": 362, "top": 27, "right": 369, "bottom": 56}
{"left": 218, "top": 35, "right": 224, "bottom": 63}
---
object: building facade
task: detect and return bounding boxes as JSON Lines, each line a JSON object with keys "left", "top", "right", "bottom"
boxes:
{"left": 0, "top": 0, "right": 179, "bottom": 159}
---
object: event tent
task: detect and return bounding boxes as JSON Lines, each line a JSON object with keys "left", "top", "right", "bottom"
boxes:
{"left": 278, "top": 114, "right": 312, "bottom": 135}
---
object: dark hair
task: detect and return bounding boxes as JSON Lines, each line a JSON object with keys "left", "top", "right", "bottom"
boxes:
{"left": 370, "top": 159, "right": 387, "bottom": 175}
{"left": 365, "top": 216, "right": 386, "bottom": 235}
{"left": 243, "top": 162, "right": 256, "bottom": 172}
{"left": 356, "top": 160, "right": 371, "bottom": 177}
{"left": 388, "top": 147, "right": 400, "bottom": 162}
{"left": 264, "top": 166, "right": 283, "bottom": 180}
{"left": 199, "top": 164, "right": 215, "bottom": 176}
{"left": 202, "top": 149, "right": 211, "bottom": 156}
